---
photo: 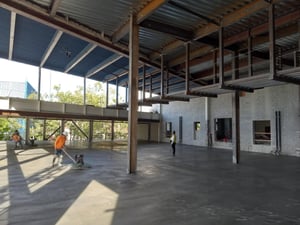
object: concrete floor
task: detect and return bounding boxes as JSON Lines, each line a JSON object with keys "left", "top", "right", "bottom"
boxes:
{"left": 1, "top": 141, "right": 300, "bottom": 225}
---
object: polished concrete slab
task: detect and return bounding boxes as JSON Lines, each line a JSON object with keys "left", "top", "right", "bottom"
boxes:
{"left": 1, "top": 141, "right": 300, "bottom": 225}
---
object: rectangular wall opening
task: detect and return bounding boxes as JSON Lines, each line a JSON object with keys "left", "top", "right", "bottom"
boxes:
{"left": 253, "top": 120, "right": 271, "bottom": 145}
{"left": 214, "top": 118, "right": 232, "bottom": 142}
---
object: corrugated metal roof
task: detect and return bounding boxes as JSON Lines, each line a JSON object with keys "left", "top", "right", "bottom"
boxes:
{"left": 0, "top": 0, "right": 299, "bottom": 99}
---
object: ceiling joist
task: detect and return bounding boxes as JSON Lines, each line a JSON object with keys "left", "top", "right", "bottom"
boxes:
{"left": 8, "top": 11, "right": 16, "bottom": 60}
{"left": 112, "top": 0, "right": 169, "bottom": 43}
{"left": 40, "top": 30, "right": 63, "bottom": 67}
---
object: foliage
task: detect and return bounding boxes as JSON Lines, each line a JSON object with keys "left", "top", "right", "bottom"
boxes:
{"left": 0, "top": 118, "right": 22, "bottom": 140}
{"left": 0, "top": 81, "right": 128, "bottom": 141}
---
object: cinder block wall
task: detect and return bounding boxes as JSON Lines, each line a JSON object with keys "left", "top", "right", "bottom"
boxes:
{"left": 160, "top": 84, "right": 300, "bottom": 156}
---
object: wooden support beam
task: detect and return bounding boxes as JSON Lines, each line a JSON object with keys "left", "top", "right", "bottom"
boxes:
{"left": 140, "top": 19, "right": 193, "bottom": 41}
{"left": 49, "top": 0, "right": 63, "bottom": 17}
{"left": 151, "top": 0, "right": 281, "bottom": 61}
{"left": 112, "top": 0, "right": 168, "bottom": 42}
{"left": 187, "top": 91, "right": 217, "bottom": 98}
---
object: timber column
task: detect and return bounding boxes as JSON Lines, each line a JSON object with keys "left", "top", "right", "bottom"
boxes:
{"left": 127, "top": 13, "right": 139, "bottom": 173}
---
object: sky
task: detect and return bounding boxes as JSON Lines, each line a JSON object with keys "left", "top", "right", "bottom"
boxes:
{"left": 0, "top": 58, "right": 85, "bottom": 93}
{"left": 0, "top": 58, "right": 128, "bottom": 105}
{"left": 0, "top": 58, "right": 153, "bottom": 111}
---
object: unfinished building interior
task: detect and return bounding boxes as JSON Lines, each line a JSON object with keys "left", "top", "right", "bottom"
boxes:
{"left": 0, "top": 0, "right": 300, "bottom": 224}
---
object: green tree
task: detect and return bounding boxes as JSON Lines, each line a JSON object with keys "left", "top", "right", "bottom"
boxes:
{"left": 53, "top": 84, "right": 84, "bottom": 104}
{"left": 0, "top": 81, "right": 128, "bottom": 142}
{"left": 0, "top": 118, "right": 22, "bottom": 140}
{"left": 86, "top": 82, "right": 106, "bottom": 107}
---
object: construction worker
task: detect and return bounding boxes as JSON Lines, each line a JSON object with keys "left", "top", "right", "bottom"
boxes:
{"left": 170, "top": 130, "right": 177, "bottom": 156}
{"left": 12, "top": 130, "right": 24, "bottom": 149}
{"left": 52, "top": 132, "right": 67, "bottom": 167}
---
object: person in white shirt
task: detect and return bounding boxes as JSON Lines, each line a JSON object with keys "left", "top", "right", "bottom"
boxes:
{"left": 170, "top": 131, "right": 177, "bottom": 156}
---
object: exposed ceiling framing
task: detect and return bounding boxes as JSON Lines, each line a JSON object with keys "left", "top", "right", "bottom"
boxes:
{"left": 0, "top": 0, "right": 299, "bottom": 106}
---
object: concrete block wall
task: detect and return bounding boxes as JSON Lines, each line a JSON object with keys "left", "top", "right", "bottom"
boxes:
{"left": 137, "top": 123, "right": 160, "bottom": 142}
{"left": 160, "top": 84, "right": 300, "bottom": 156}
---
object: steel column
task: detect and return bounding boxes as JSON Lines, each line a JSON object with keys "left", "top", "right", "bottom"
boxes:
{"left": 106, "top": 81, "right": 109, "bottom": 107}
{"left": 83, "top": 77, "right": 86, "bottom": 105}
{"left": 88, "top": 120, "right": 93, "bottom": 144}
{"left": 219, "top": 26, "right": 224, "bottom": 87}
{"left": 248, "top": 29, "right": 253, "bottom": 76}
{"left": 213, "top": 50, "right": 217, "bottom": 83}
{"left": 111, "top": 120, "right": 114, "bottom": 141}
{"left": 269, "top": 3, "right": 276, "bottom": 78}
{"left": 232, "top": 50, "right": 240, "bottom": 164}
{"left": 127, "top": 14, "right": 139, "bottom": 173}
{"left": 149, "top": 74, "right": 153, "bottom": 98}
{"left": 232, "top": 92, "right": 240, "bottom": 164}
{"left": 142, "top": 64, "right": 146, "bottom": 101}
{"left": 38, "top": 67, "right": 41, "bottom": 100}
{"left": 160, "top": 54, "right": 165, "bottom": 98}
{"left": 185, "top": 42, "right": 190, "bottom": 94}
{"left": 25, "top": 117, "right": 30, "bottom": 145}
{"left": 116, "top": 78, "right": 119, "bottom": 106}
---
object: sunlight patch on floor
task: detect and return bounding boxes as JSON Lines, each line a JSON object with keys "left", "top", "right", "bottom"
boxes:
{"left": 55, "top": 180, "right": 119, "bottom": 225}
{"left": 16, "top": 148, "right": 71, "bottom": 193}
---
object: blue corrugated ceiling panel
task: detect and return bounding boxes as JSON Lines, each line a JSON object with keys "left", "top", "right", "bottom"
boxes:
{"left": 0, "top": 8, "right": 10, "bottom": 58}
{"left": 44, "top": 33, "right": 89, "bottom": 74}
{"left": 91, "top": 57, "right": 129, "bottom": 81}
{"left": 69, "top": 46, "right": 115, "bottom": 75}
{"left": 111, "top": 57, "right": 128, "bottom": 68}
{"left": 91, "top": 71, "right": 108, "bottom": 81}
{"left": 13, "top": 15, "right": 56, "bottom": 66}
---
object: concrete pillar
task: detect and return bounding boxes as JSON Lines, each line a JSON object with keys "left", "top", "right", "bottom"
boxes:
{"left": 127, "top": 13, "right": 139, "bottom": 173}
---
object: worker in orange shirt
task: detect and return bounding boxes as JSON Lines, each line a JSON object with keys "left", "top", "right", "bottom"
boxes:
{"left": 52, "top": 132, "right": 67, "bottom": 167}
{"left": 12, "top": 130, "right": 24, "bottom": 149}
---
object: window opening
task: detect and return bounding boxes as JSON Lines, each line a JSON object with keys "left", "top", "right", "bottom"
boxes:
{"left": 194, "top": 122, "right": 200, "bottom": 140}
{"left": 214, "top": 118, "right": 232, "bottom": 142}
{"left": 166, "top": 122, "right": 172, "bottom": 138}
{"left": 253, "top": 120, "right": 271, "bottom": 145}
